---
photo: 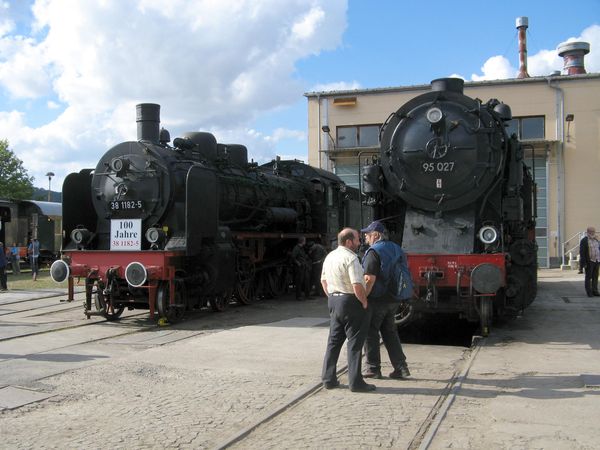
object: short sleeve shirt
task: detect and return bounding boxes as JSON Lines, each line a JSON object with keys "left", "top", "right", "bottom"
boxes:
{"left": 362, "top": 250, "right": 381, "bottom": 277}
{"left": 321, "top": 245, "right": 365, "bottom": 294}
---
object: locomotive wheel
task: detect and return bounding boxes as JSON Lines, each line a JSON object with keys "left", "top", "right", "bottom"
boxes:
{"left": 394, "top": 301, "right": 414, "bottom": 327}
{"left": 506, "top": 269, "right": 534, "bottom": 311}
{"left": 156, "top": 280, "right": 186, "bottom": 323}
{"left": 235, "top": 259, "right": 256, "bottom": 305}
{"left": 210, "top": 292, "right": 230, "bottom": 312}
{"left": 479, "top": 297, "right": 493, "bottom": 337}
{"left": 91, "top": 280, "right": 124, "bottom": 321}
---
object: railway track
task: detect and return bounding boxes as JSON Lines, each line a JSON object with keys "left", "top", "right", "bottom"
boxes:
{"left": 217, "top": 336, "right": 483, "bottom": 450}
{"left": 0, "top": 291, "right": 150, "bottom": 343}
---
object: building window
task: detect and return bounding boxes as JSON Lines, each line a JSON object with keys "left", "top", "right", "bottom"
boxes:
{"left": 336, "top": 124, "right": 381, "bottom": 148}
{"left": 506, "top": 116, "right": 545, "bottom": 140}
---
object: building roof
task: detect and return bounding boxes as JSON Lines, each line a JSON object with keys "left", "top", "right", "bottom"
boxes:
{"left": 304, "top": 73, "right": 600, "bottom": 98}
{"left": 21, "top": 200, "right": 62, "bottom": 217}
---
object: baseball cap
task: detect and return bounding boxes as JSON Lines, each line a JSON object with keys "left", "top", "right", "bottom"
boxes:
{"left": 360, "top": 221, "right": 385, "bottom": 234}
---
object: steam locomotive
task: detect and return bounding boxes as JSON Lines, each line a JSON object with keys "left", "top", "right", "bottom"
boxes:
{"left": 362, "top": 78, "right": 537, "bottom": 335}
{"left": 51, "top": 104, "right": 357, "bottom": 322}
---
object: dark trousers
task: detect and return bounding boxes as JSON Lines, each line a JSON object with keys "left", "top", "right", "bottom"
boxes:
{"left": 294, "top": 265, "right": 310, "bottom": 299}
{"left": 364, "top": 302, "right": 406, "bottom": 372}
{"left": 322, "top": 293, "right": 369, "bottom": 389}
{"left": 30, "top": 256, "right": 39, "bottom": 279}
{"left": 11, "top": 258, "right": 20, "bottom": 275}
{"left": 585, "top": 261, "right": 600, "bottom": 295}
{"left": 0, "top": 267, "right": 6, "bottom": 290}
{"left": 311, "top": 264, "right": 325, "bottom": 296}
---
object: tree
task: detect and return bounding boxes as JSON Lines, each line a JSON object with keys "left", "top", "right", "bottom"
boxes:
{"left": 0, "top": 139, "right": 34, "bottom": 200}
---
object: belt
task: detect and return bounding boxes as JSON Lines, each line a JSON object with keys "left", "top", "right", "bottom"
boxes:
{"left": 330, "top": 292, "right": 352, "bottom": 296}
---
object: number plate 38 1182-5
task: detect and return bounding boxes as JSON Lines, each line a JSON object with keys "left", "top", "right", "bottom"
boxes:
{"left": 110, "top": 200, "right": 143, "bottom": 211}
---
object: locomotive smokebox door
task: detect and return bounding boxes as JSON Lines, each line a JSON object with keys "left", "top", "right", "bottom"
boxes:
{"left": 186, "top": 166, "right": 218, "bottom": 254}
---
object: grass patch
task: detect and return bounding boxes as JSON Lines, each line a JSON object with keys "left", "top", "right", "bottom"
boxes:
{"left": 5, "top": 269, "right": 68, "bottom": 291}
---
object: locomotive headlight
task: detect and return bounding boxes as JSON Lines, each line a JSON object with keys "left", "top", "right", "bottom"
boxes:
{"left": 110, "top": 157, "right": 130, "bottom": 173}
{"left": 426, "top": 107, "right": 443, "bottom": 124}
{"left": 478, "top": 226, "right": 499, "bottom": 245}
{"left": 71, "top": 228, "right": 91, "bottom": 245}
{"left": 145, "top": 227, "right": 166, "bottom": 244}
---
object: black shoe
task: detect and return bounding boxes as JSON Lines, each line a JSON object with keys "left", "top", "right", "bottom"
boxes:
{"left": 588, "top": 293, "right": 594, "bottom": 297}
{"left": 389, "top": 365, "right": 411, "bottom": 379}
{"left": 323, "top": 380, "right": 340, "bottom": 390}
{"left": 350, "top": 383, "right": 376, "bottom": 393}
{"left": 593, "top": 292, "right": 600, "bottom": 296}
{"left": 363, "top": 370, "right": 382, "bottom": 379}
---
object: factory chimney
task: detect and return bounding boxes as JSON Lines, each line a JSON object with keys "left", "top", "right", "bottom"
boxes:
{"left": 557, "top": 41, "right": 590, "bottom": 75}
{"left": 516, "top": 17, "right": 530, "bottom": 78}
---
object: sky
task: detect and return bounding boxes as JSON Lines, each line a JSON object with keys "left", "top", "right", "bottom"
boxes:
{"left": 0, "top": 0, "right": 599, "bottom": 191}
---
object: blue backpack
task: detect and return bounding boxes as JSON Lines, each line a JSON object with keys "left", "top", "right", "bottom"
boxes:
{"left": 367, "top": 240, "right": 414, "bottom": 301}
{"left": 389, "top": 252, "right": 414, "bottom": 301}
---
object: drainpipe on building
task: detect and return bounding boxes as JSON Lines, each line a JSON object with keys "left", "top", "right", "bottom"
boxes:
{"left": 320, "top": 98, "right": 331, "bottom": 172}
{"left": 317, "top": 94, "right": 322, "bottom": 169}
{"left": 546, "top": 76, "right": 565, "bottom": 268}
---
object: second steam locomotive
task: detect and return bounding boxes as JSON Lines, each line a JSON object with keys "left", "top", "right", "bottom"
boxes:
{"left": 362, "top": 78, "right": 537, "bottom": 334}
{"left": 52, "top": 104, "right": 357, "bottom": 322}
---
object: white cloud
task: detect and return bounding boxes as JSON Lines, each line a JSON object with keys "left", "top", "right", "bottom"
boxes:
{"left": 309, "top": 80, "right": 362, "bottom": 92}
{"left": 0, "top": 0, "right": 348, "bottom": 188}
{"left": 471, "top": 55, "right": 516, "bottom": 81}
{"left": 574, "top": 24, "right": 600, "bottom": 73}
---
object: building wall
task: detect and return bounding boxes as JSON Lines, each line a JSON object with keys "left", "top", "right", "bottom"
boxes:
{"left": 306, "top": 74, "right": 600, "bottom": 267}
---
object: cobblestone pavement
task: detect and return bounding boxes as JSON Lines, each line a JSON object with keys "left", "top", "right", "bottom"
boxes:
{"left": 2, "top": 270, "right": 595, "bottom": 449}
{"left": 228, "top": 347, "right": 465, "bottom": 450}
{"left": 426, "top": 273, "right": 600, "bottom": 450}
{"left": 0, "top": 312, "right": 465, "bottom": 449}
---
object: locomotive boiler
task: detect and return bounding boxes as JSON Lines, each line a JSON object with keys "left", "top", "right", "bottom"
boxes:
{"left": 362, "top": 78, "right": 537, "bottom": 334}
{"left": 51, "top": 104, "right": 353, "bottom": 322}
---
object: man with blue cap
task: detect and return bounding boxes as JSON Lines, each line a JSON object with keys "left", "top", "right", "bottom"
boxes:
{"left": 360, "top": 220, "right": 411, "bottom": 379}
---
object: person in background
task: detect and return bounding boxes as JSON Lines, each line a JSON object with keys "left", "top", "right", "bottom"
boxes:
{"left": 320, "top": 228, "right": 374, "bottom": 393}
{"left": 291, "top": 237, "right": 312, "bottom": 300}
{"left": 579, "top": 227, "right": 600, "bottom": 297}
{"left": 28, "top": 238, "right": 40, "bottom": 281}
{"left": 10, "top": 243, "right": 20, "bottom": 275}
{"left": 307, "top": 241, "right": 327, "bottom": 297}
{"left": 361, "top": 221, "right": 411, "bottom": 379}
{"left": 0, "top": 243, "right": 8, "bottom": 290}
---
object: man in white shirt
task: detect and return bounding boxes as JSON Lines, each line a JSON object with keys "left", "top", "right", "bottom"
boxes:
{"left": 320, "top": 228, "right": 375, "bottom": 393}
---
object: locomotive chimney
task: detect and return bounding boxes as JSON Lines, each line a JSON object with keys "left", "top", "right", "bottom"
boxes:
{"left": 557, "top": 41, "right": 590, "bottom": 75}
{"left": 431, "top": 78, "right": 464, "bottom": 94}
{"left": 136, "top": 103, "right": 161, "bottom": 142}
{"left": 516, "top": 17, "right": 530, "bottom": 79}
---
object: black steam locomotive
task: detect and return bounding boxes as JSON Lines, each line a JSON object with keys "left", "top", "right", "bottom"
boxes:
{"left": 362, "top": 78, "right": 537, "bottom": 334}
{"left": 51, "top": 104, "right": 356, "bottom": 322}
